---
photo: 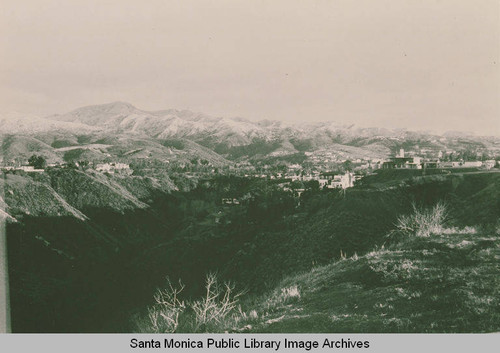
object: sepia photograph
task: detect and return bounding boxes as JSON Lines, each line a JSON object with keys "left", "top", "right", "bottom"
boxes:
{"left": 1, "top": 0, "right": 499, "bottom": 337}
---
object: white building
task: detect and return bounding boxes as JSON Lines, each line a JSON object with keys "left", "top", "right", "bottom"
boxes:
{"left": 462, "top": 161, "right": 482, "bottom": 168}
{"left": 96, "top": 162, "right": 131, "bottom": 174}
{"left": 484, "top": 160, "right": 497, "bottom": 169}
{"left": 329, "top": 172, "right": 354, "bottom": 189}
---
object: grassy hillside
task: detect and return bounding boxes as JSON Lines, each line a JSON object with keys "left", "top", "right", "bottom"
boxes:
{"left": 47, "top": 169, "right": 149, "bottom": 211}
{"left": 0, "top": 134, "right": 63, "bottom": 164}
{"left": 136, "top": 204, "right": 500, "bottom": 333}
{"left": 239, "top": 229, "right": 500, "bottom": 333}
{"left": 1, "top": 173, "right": 87, "bottom": 220}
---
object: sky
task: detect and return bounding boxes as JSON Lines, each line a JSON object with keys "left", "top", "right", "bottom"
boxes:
{"left": 0, "top": 0, "right": 499, "bottom": 135}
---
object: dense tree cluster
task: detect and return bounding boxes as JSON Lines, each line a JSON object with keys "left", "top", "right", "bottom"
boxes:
{"left": 28, "top": 154, "right": 47, "bottom": 169}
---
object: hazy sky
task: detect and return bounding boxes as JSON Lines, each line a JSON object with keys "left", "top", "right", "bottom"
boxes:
{"left": 1, "top": 0, "right": 499, "bottom": 134}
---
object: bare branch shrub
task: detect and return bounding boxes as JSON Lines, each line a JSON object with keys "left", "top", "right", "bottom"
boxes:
{"left": 191, "top": 272, "right": 242, "bottom": 331}
{"left": 395, "top": 202, "right": 448, "bottom": 237}
{"left": 147, "top": 278, "right": 186, "bottom": 333}
{"left": 137, "top": 273, "right": 243, "bottom": 333}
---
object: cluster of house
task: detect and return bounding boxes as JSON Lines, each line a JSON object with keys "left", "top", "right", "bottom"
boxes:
{"left": 382, "top": 149, "right": 497, "bottom": 170}
{"left": 0, "top": 165, "right": 45, "bottom": 173}
{"left": 236, "top": 168, "right": 358, "bottom": 189}
{"left": 94, "top": 162, "right": 132, "bottom": 174}
{"left": 0, "top": 160, "right": 65, "bottom": 173}
{"left": 287, "top": 172, "right": 357, "bottom": 189}
{"left": 0, "top": 160, "right": 133, "bottom": 175}
{"left": 221, "top": 198, "right": 240, "bottom": 205}
{"left": 230, "top": 147, "right": 499, "bottom": 194}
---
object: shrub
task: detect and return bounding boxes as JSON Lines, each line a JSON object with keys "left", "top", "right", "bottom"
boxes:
{"left": 146, "top": 279, "right": 186, "bottom": 333}
{"left": 136, "top": 273, "right": 243, "bottom": 333}
{"left": 262, "top": 284, "right": 302, "bottom": 312}
{"left": 393, "top": 202, "right": 448, "bottom": 238}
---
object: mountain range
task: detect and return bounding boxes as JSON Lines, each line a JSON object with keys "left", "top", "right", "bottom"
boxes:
{"left": 43, "top": 102, "right": 460, "bottom": 147}
{"left": 1, "top": 102, "right": 499, "bottom": 165}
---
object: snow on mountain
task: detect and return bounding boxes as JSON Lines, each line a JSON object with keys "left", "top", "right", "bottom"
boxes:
{"left": 0, "top": 111, "right": 99, "bottom": 134}
{"left": 47, "top": 102, "right": 352, "bottom": 145}
{"left": 47, "top": 102, "right": 271, "bottom": 145}
{"left": 41, "top": 102, "right": 482, "bottom": 152}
